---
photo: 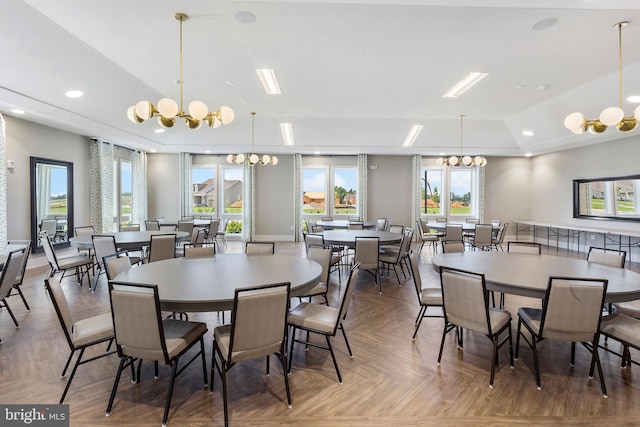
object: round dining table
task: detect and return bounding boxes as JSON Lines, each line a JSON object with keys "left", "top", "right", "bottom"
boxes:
{"left": 112, "top": 254, "right": 322, "bottom": 312}
{"left": 425, "top": 222, "right": 499, "bottom": 232}
{"left": 318, "top": 229, "right": 402, "bottom": 246}
{"left": 69, "top": 230, "right": 190, "bottom": 251}
{"left": 316, "top": 220, "right": 378, "bottom": 229}
{"left": 432, "top": 251, "right": 640, "bottom": 303}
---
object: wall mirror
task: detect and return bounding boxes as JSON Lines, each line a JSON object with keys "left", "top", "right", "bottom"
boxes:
{"left": 30, "top": 157, "right": 74, "bottom": 252}
{"left": 574, "top": 175, "right": 640, "bottom": 222}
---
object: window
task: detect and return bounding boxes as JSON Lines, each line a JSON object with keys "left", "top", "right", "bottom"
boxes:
{"left": 421, "top": 169, "right": 442, "bottom": 215}
{"left": 333, "top": 168, "right": 357, "bottom": 216}
{"left": 450, "top": 169, "right": 473, "bottom": 215}
{"left": 303, "top": 168, "right": 327, "bottom": 215}
{"left": 192, "top": 167, "right": 216, "bottom": 215}
{"left": 421, "top": 166, "right": 478, "bottom": 218}
{"left": 223, "top": 167, "right": 243, "bottom": 234}
{"left": 113, "top": 159, "right": 132, "bottom": 226}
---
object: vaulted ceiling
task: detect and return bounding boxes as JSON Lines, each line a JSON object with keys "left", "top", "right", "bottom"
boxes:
{"left": 2, "top": 0, "right": 640, "bottom": 157}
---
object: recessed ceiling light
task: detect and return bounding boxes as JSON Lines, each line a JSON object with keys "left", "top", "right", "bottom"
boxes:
{"left": 205, "top": 150, "right": 211, "bottom": 153}
{"left": 522, "top": 130, "right": 534, "bottom": 136}
{"left": 443, "top": 73, "right": 489, "bottom": 98}
{"left": 525, "top": 153, "right": 533, "bottom": 157}
{"left": 281, "top": 123, "right": 295, "bottom": 145}
{"left": 314, "top": 151, "right": 320, "bottom": 155}
{"left": 256, "top": 69, "right": 281, "bottom": 94}
{"left": 628, "top": 95, "right": 640, "bottom": 103}
{"left": 234, "top": 11, "right": 256, "bottom": 24}
{"left": 533, "top": 17, "right": 558, "bottom": 31}
{"left": 225, "top": 80, "right": 235, "bottom": 85}
{"left": 11, "top": 109, "right": 25, "bottom": 115}
{"left": 154, "top": 128, "right": 165, "bottom": 134}
{"left": 65, "top": 90, "right": 83, "bottom": 98}
{"left": 149, "top": 149, "right": 157, "bottom": 153}
{"left": 402, "top": 125, "right": 423, "bottom": 147}
{"left": 439, "top": 152, "right": 445, "bottom": 156}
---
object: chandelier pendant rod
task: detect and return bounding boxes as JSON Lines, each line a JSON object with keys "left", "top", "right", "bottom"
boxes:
{"left": 617, "top": 21, "right": 623, "bottom": 110}
{"left": 459, "top": 114, "right": 464, "bottom": 158}
{"left": 177, "top": 13, "right": 186, "bottom": 118}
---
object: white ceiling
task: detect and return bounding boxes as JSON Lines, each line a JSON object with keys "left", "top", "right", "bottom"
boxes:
{"left": 2, "top": 0, "right": 640, "bottom": 157}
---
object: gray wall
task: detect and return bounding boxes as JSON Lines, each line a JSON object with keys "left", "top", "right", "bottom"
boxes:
{"left": 366, "top": 155, "right": 413, "bottom": 228}
{"left": 146, "top": 153, "right": 180, "bottom": 221}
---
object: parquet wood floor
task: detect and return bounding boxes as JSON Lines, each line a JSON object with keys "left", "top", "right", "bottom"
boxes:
{"left": 1, "top": 241, "right": 640, "bottom": 426}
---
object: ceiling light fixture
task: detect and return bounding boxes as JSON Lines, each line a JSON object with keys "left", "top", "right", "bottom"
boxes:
{"left": 127, "top": 13, "right": 234, "bottom": 130}
{"left": 256, "top": 69, "right": 281, "bottom": 94}
{"left": 227, "top": 112, "right": 278, "bottom": 166}
{"left": 280, "top": 123, "right": 295, "bottom": 145}
{"left": 565, "top": 21, "right": 639, "bottom": 134}
{"left": 436, "top": 115, "right": 487, "bottom": 167}
{"left": 402, "top": 125, "right": 423, "bottom": 147}
{"left": 443, "top": 72, "right": 489, "bottom": 98}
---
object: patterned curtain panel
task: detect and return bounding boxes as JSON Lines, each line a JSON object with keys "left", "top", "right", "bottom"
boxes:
{"left": 411, "top": 155, "right": 422, "bottom": 232}
{"left": 178, "top": 153, "right": 192, "bottom": 218}
{"left": 89, "top": 139, "right": 114, "bottom": 233}
{"left": 0, "top": 114, "right": 6, "bottom": 248}
{"left": 130, "top": 150, "right": 148, "bottom": 226}
{"left": 357, "top": 154, "right": 368, "bottom": 220}
{"left": 477, "top": 165, "right": 486, "bottom": 222}
{"left": 36, "top": 163, "right": 51, "bottom": 223}
{"left": 242, "top": 163, "right": 255, "bottom": 241}
{"left": 293, "top": 154, "right": 302, "bottom": 241}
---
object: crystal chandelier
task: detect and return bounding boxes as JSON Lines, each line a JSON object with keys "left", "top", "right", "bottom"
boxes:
{"left": 227, "top": 112, "right": 278, "bottom": 166}
{"left": 564, "top": 21, "right": 640, "bottom": 134}
{"left": 126, "top": 13, "right": 234, "bottom": 130}
{"left": 436, "top": 115, "right": 487, "bottom": 167}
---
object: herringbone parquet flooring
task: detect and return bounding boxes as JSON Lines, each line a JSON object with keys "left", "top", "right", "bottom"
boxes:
{"left": 1, "top": 241, "right": 640, "bottom": 426}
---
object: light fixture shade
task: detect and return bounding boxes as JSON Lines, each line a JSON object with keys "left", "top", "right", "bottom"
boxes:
{"left": 480, "top": 157, "right": 488, "bottom": 166}
{"left": 188, "top": 101, "right": 209, "bottom": 120}
{"left": 599, "top": 106, "right": 624, "bottom": 126}
{"left": 618, "top": 117, "right": 638, "bottom": 132}
{"left": 564, "top": 112, "right": 585, "bottom": 133}
{"left": 157, "top": 98, "right": 179, "bottom": 118}
{"left": 218, "top": 106, "right": 235, "bottom": 124}
{"left": 260, "top": 154, "right": 271, "bottom": 165}
{"left": 270, "top": 156, "right": 279, "bottom": 165}
{"left": 226, "top": 154, "right": 236, "bottom": 163}
{"left": 448, "top": 156, "right": 459, "bottom": 166}
{"left": 158, "top": 116, "right": 175, "bottom": 128}
{"left": 249, "top": 154, "right": 260, "bottom": 165}
{"left": 127, "top": 106, "right": 144, "bottom": 124}
{"left": 135, "top": 101, "right": 154, "bottom": 120}
{"left": 588, "top": 121, "right": 607, "bottom": 134}
{"left": 185, "top": 117, "right": 202, "bottom": 130}
{"left": 474, "top": 156, "right": 483, "bottom": 165}
{"left": 236, "top": 153, "right": 246, "bottom": 164}
{"left": 462, "top": 155, "right": 473, "bottom": 166}
{"left": 435, "top": 158, "right": 445, "bottom": 166}
{"left": 206, "top": 115, "right": 222, "bottom": 128}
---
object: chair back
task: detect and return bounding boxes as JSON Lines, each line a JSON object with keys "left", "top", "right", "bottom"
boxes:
{"left": 466, "top": 218, "right": 480, "bottom": 224}
{"left": 92, "top": 235, "right": 117, "bottom": 268}
{"left": 119, "top": 224, "right": 140, "bottom": 232}
{"left": 496, "top": 223, "right": 509, "bottom": 243}
{"left": 177, "top": 220, "right": 194, "bottom": 234}
{"left": 435, "top": 217, "right": 447, "bottom": 223}
{"left": 354, "top": 237, "right": 379, "bottom": 270}
{"left": 39, "top": 232, "right": 60, "bottom": 271}
{"left": 439, "top": 266, "right": 491, "bottom": 335}
{"left": 145, "top": 220, "right": 160, "bottom": 231}
{"left": 226, "top": 282, "right": 291, "bottom": 363}
{"left": 311, "top": 225, "right": 325, "bottom": 233}
{"left": 304, "top": 233, "right": 325, "bottom": 255}
{"left": 108, "top": 282, "right": 168, "bottom": 362}
{"left": 308, "top": 246, "right": 331, "bottom": 284}
{"left": 0, "top": 249, "right": 25, "bottom": 298}
{"left": 408, "top": 252, "right": 423, "bottom": 301}
{"left": 218, "top": 218, "right": 229, "bottom": 234}
{"left": 507, "top": 241, "right": 541, "bottom": 254}
{"left": 539, "top": 277, "right": 608, "bottom": 342}
{"left": 348, "top": 216, "right": 361, "bottom": 222}
{"left": 587, "top": 247, "right": 626, "bottom": 268}
{"left": 40, "top": 219, "right": 58, "bottom": 235}
{"left": 74, "top": 225, "right": 94, "bottom": 238}
{"left": 473, "top": 224, "right": 493, "bottom": 247}
{"left": 103, "top": 251, "right": 132, "bottom": 280}
{"left": 376, "top": 218, "right": 388, "bottom": 231}
{"left": 491, "top": 219, "right": 501, "bottom": 227}
{"left": 245, "top": 241, "right": 275, "bottom": 254}
{"left": 444, "top": 224, "right": 463, "bottom": 241}
{"left": 388, "top": 224, "right": 405, "bottom": 234}
{"left": 336, "top": 264, "right": 361, "bottom": 331}
{"left": 199, "top": 214, "right": 214, "bottom": 220}
{"left": 442, "top": 241, "right": 465, "bottom": 253}
{"left": 5, "top": 240, "right": 32, "bottom": 286}
{"left": 148, "top": 234, "right": 176, "bottom": 262}
{"left": 44, "top": 277, "right": 74, "bottom": 346}
{"left": 321, "top": 216, "right": 333, "bottom": 221}
{"left": 159, "top": 225, "right": 177, "bottom": 232}
{"left": 208, "top": 219, "right": 221, "bottom": 238}
{"left": 184, "top": 244, "right": 216, "bottom": 257}
{"left": 402, "top": 228, "right": 414, "bottom": 256}
{"left": 193, "top": 228, "right": 206, "bottom": 244}
{"left": 347, "top": 222, "right": 364, "bottom": 230}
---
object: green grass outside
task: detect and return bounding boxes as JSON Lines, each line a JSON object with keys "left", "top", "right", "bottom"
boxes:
{"left": 591, "top": 198, "right": 636, "bottom": 213}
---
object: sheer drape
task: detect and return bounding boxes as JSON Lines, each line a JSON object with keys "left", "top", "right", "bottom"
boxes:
{"left": 130, "top": 150, "right": 148, "bottom": 227}
{"left": 293, "top": 154, "right": 303, "bottom": 241}
{"left": 89, "top": 139, "right": 114, "bottom": 233}
{"left": 0, "top": 114, "right": 6, "bottom": 248}
{"left": 411, "top": 155, "right": 422, "bottom": 232}
{"left": 357, "top": 154, "right": 368, "bottom": 220}
{"left": 477, "top": 165, "right": 485, "bottom": 222}
{"left": 242, "top": 163, "right": 254, "bottom": 241}
{"left": 178, "top": 153, "right": 192, "bottom": 218}
{"left": 36, "top": 163, "right": 51, "bottom": 224}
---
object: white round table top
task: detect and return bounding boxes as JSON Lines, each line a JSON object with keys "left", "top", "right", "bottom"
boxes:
{"left": 113, "top": 254, "right": 322, "bottom": 312}
{"left": 69, "top": 231, "right": 190, "bottom": 250}
{"left": 425, "top": 222, "right": 499, "bottom": 231}
{"left": 316, "top": 220, "right": 378, "bottom": 229}
{"left": 432, "top": 251, "right": 640, "bottom": 303}
{"left": 318, "top": 230, "right": 402, "bottom": 245}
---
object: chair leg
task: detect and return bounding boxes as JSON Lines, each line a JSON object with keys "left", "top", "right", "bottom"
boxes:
{"left": 2, "top": 299, "right": 19, "bottom": 327}
{"left": 515, "top": 318, "right": 523, "bottom": 360}
{"left": 60, "top": 347, "right": 84, "bottom": 403}
{"left": 13, "top": 286, "right": 30, "bottom": 311}
{"left": 278, "top": 350, "right": 293, "bottom": 408}
{"left": 325, "top": 335, "right": 343, "bottom": 384}
{"left": 570, "top": 342, "right": 576, "bottom": 367}
{"left": 532, "top": 337, "right": 542, "bottom": 390}
{"left": 162, "top": 360, "right": 180, "bottom": 427}
{"left": 489, "top": 337, "right": 499, "bottom": 388}
{"left": 287, "top": 327, "right": 296, "bottom": 374}
{"left": 437, "top": 323, "right": 451, "bottom": 364}
{"left": 200, "top": 338, "right": 208, "bottom": 388}
{"left": 221, "top": 363, "right": 230, "bottom": 427}
{"left": 106, "top": 357, "right": 128, "bottom": 416}
{"left": 339, "top": 324, "right": 353, "bottom": 358}
{"left": 413, "top": 306, "right": 427, "bottom": 341}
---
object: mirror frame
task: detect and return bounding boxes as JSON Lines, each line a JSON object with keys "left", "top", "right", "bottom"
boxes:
{"left": 573, "top": 174, "right": 640, "bottom": 222}
{"left": 30, "top": 157, "right": 74, "bottom": 253}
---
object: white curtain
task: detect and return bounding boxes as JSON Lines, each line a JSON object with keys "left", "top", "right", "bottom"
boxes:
{"left": 293, "top": 154, "right": 303, "bottom": 241}
{"left": 36, "top": 163, "right": 51, "bottom": 223}
{"left": 357, "top": 154, "right": 368, "bottom": 220}
{"left": 477, "top": 165, "right": 486, "bottom": 222}
{"left": 130, "top": 150, "right": 148, "bottom": 226}
{"left": 178, "top": 153, "right": 192, "bottom": 218}
{"left": 0, "top": 114, "right": 6, "bottom": 248}
{"left": 242, "top": 163, "right": 255, "bottom": 241}
{"left": 89, "top": 139, "right": 114, "bottom": 233}
{"left": 411, "top": 155, "right": 422, "bottom": 232}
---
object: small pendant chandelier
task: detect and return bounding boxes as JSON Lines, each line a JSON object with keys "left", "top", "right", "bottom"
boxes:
{"left": 226, "top": 112, "right": 278, "bottom": 166}
{"left": 436, "top": 115, "right": 487, "bottom": 167}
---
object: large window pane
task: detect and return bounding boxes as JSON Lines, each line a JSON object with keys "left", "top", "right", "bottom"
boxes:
{"left": 333, "top": 168, "right": 357, "bottom": 215}
{"left": 223, "top": 167, "right": 243, "bottom": 234}
{"left": 192, "top": 167, "right": 216, "bottom": 215}
{"left": 303, "top": 168, "right": 326, "bottom": 215}
{"left": 450, "top": 169, "right": 472, "bottom": 215}
{"left": 120, "top": 161, "right": 132, "bottom": 224}
{"left": 421, "top": 169, "right": 442, "bottom": 215}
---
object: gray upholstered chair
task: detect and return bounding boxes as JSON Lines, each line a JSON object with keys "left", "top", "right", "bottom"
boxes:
{"left": 245, "top": 241, "right": 275, "bottom": 254}
{"left": 587, "top": 247, "right": 626, "bottom": 268}
{"left": 353, "top": 236, "right": 380, "bottom": 293}
{"left": 215, "top": 218, "right": 229, "bottom": 248}
{"left": 347, "top": 221, "right": 364, "bottom": 230}
{"left": 491, "top": 223, "right": 509, "bottom": 251}
{"left": 40, "top": 231, "right": 94, "bottom": 285}
{"left": 147, "top": 233, "right": 176, "bottom": 262}
{"left": 106, "top": 282, "right": 208, "bottom": 426}
{"left": 470, "top": 224, "right": 493, "bottom": 251}
{"left": 288, "top": 264, "right": 360, "bottom": 384}
{"left": 4, "top": 240, "right": 32, "bottom": 310}
{"left": 176, "top": 228, "right": 206, "bottom": 256}
{"left": 443, "top": 224, "right": 463, "bottom": 243}
{"left": 144, "top": 220, "right": 160, "bottom": 231}
{"left": 210, "top": 282, "right": 291, "bottom": 427}
{"left": 102, "top": 251, "right": 133, "bottom": 280}
{"left": 205, "top": 219, "right": 220, "bottom": 244}
{"left": 183, "top": 243, "right": 216, "bottom": 258}
{"left": 92, "top": 235, "right": 141, "bottom": 291}
{"left": 515, "top": 276, "right": 608, "bottom": 396}
{"left": 305, "top": 233, "right": 341, "bottom": 283}
{"left": 441, "top": 240, "right": 465, "bottom": 253}
{"left": 408, "top": 252, "right": 443, "bottom": 341}
{"left": 599, "top": 313, "right": 640, "bottom": 368}
{"left": 300, "top": 245, "right": 332, "bottom": 304}
{"left": 438, "top": 266, "right": 513, "bottom": 388}
{"left": 375, "top": 217, "right": 388, "bottom": 231}
{"left": 119, "top": 223, "right": 140, "bottom": 232}
{"left": 416, "top": 219, "right": 439, "bottom": 255}
{"left": 45, "top": 277, "right": 115, "bottom": 403}
{"left": 177, "top": 219, "right": 194, "bottom": 235}
{"left": 507, "top": 241, "right": 542, "bottom": 254}
{"left": 0, "top": 248, "right": 26, "bottom": 335}
{"left": 379, "top": 228, "right": 413, "bottom": 284}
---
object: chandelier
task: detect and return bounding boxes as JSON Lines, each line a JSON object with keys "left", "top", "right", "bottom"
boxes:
{"left": 126, "top": 13, "right": 234, "bottom": 130}
{"left": 227, "top": 112, "right": 278, "bottom": 166}
{"left": 436, "top": 115, "right": 487, "bottom": 167}
{"left": 564, "top": 21, "right": 640, "bottom": 134}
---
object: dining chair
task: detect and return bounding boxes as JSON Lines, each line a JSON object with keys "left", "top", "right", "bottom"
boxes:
{"left": 215, "top": 218, "right": 229, "bottom": 248}
{"left": 347, "top": 221, "right": 364, "bottom": 230}
{"left": 379, "top": 228, "right": 413, "bottom": 285}
{"left": 40, "top": 231, "right": 94, "bottom": 285}
{"left": 4, "top": 240, "right": 32, "bottom": 310}
{"left": 183, "top": 243, "right": 216, "bottom": 257}
{"left": 147, "top": 233, "right": 176, "bottom": 262}
{"left": 177, "top": 219, "right": 194, "bottom": 235}
{"left": 408, "top": 252, "right": 443, "bottom": 341}
{"left": 587, "top": 247, "right": 626, "bottom": 268}
{"left": 388, "top": 224, "right": 405, "bottom": 234}
{"left": 438, "top": 266, "right": 513, "bottom": 388}
{"left": 210, "top": 282, "right": 291, "bottom": 427}
{"left": 45, "top": 277, "right": 115, "bottom": 403}
{"left": 416, "top": 219, "right": 439, "bottom": 255}
{"left": 435, "top": 217, "right": 447, "bottom": 223}
{"left": 491, "top": 222, "right": 509, "bottom": 251}
{"left": 0, "top": 248, "right": 26, "bottom": 337}
{"left": 119, "top": 223, "right": 140, "bottom": 232}
{"left": 321, "top": 216, "right": 333, "bottom": 221}
{"left": 443, "top": 224, "right": 463, "bottom": 242}
{"left": 40, "top": 219, "right": 59, "bottom": 240}
{"left": 245, "top": 241, "right": 275, "bottom": 254}
{"left": 515, "top": 276, "right": 608, "bottom": 396}
{"left": 74, "top": 225, "right": 95, "bottom": 272}
{"left": 441, "top": 240, "right": 465, "bottom": 253}
{"left": 159, "top": 224, "right": 177, "bottom": 232}
{"left": 144, "top": 220, "right": 160, "bottom": 231}
{"left": 288, "top": 264, "right": 360, "bottom": 384}
{"left": 106, "top": 282, "right": 208, "bottom": 426}
{"left": 102, "top": 251, "right": 133, "bottom": 280}
{"left": 375, "top": 218, "right": 388, "bottom": 231}
{"left": 353, "top": 237, "right": 380, "bottom": 293}
{"left": 205, "top": 218, "right": 220, "bottom": 244}
{"left": 176, "top": 228, "right": 206, "bottom": 256}
{"left": 305, "top": 233, "right": 341, "bottom": 282}
{"left": 508, "top": 241, "right": 542, "bottom": 254}
{"left": 300, "top": 245, "right": 332, "bottom": 304}
{"left": 347, "top": 216, "right": 361, "bottom": 222}
{"left": 599, "top": 312, "right": 640, "bottom": 368}
{"left": 92, "top": 235, "right": 142, "bottom": 291}
{"left": 470, "top": 224, "right": 493, "bottom": 251}
{"left": 463, "top": 218, "right": 480, "bottom": 244}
